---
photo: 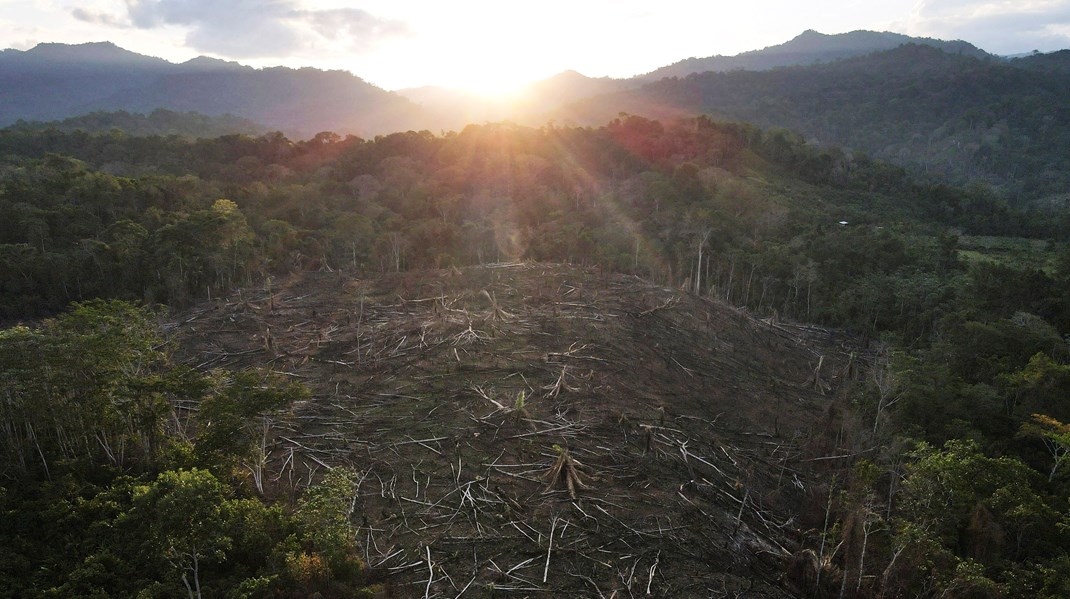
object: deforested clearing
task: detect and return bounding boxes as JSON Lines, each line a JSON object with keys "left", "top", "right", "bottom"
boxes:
{"left": 170, "top": 262, "right": 869, "bottom": 597}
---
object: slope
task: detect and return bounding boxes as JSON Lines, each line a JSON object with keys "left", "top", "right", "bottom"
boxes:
{"left": 0, "top": 42, "right": 171, "bottom": 123}
{"left": 397, "top": 30, "right": 988, "bottom": 131}
{"left": 170, "top": 262, "right": 868, "bottom": 597}
{"left": 639, "top": 29, "right": 990, "bottom": 81}
{"left": 4, "top": 108, "right": 267, "bottom": 138}
{"left": 561, "top": 44, "right": 1070, "bottom": 200}
{"left": 0, "top": 42, "right": 423, "bottom": 138}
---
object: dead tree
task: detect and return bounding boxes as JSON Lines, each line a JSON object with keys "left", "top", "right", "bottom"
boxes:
{"left": 804, "top": 355, "right": 831, "bottom": 395}
{"left": 543, "top": 448, "right": 591, "bottom": 499}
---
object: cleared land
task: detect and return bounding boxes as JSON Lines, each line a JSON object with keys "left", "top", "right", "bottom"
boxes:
{"left": 170, "top": 263, "right": 869, "bottom": 597}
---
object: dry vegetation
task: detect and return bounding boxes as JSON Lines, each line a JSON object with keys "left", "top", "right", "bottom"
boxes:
{"left": 168, "top": 263, "right": 871, "bottom": 597}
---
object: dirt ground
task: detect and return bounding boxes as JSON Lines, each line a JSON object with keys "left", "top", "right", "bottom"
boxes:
{"left": 169, "top": 263, "right": 870, "bottom": 598}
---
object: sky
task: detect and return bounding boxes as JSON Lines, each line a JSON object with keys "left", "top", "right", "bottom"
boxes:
{"left": 2, "top": 0, "right": 1070, "bottom": 92}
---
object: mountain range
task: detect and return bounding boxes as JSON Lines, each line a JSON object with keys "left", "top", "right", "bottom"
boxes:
{"left": 3, "top": 30, "right": 1068, "bottom": 200}
{"left": 1, "top": 29, "right": 995, "bottom": 138}
{"left": 557, "top": 44, "right": 1070, "bottom": 197}
{"left": 396, "top": 29, "right": 997, "bottom": 129}
{"left": 637, "top": 29, "right": 991, "bottom": 80}
{"left": 0, "top": 42, "right": 422, "bottom": 138}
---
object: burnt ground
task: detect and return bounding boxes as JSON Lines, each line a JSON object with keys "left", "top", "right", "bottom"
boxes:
{"left": 169, "top": 263, "right": 870, "bottom": 598}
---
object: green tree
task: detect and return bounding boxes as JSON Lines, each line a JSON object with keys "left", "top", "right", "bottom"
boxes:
{"left": 1020, "top": 414, "right": 1070, "bottom": 482}
{"left": 885, "top": 439, "right": 1058, "bottom": 596}
{"left": 0, "top": 299, "right": 176, "bottom": 476}
{"left": 295, "top": 467, "right": 365, "bottom": 588}
{"left": 195, "top": 370, "right": 307, "bottom": 493}
{"left": 133, "top": 469, "right": 231, "bottom": 599}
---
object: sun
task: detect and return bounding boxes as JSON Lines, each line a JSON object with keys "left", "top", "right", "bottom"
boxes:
{"left": 451, "top": 74, "right": 529, "bottom": 99}
{"left": 427, "top": 60, "right": 538, "bottom": 99}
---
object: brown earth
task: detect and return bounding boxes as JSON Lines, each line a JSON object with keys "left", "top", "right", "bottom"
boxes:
{"left": 168, "top": 262, "right": 870, "bottom": 598}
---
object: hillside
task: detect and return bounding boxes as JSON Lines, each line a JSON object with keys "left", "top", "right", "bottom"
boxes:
{"left": 4, "top": 109, "right": 267, "bottom": 138}
{"left": 1010, "top": 49, "right": 1070, "bottom": 74}
{"left": 400, "top": 30, "right": 989, "bottom": 131}
{"left": 0, "top": 42, "right": 423, "bottom": 138}
{"left": 639, "top": 29, "right": 991, "bottom": 81}
{"left": 169, "top": 262, "right": 866, "bottom": 597}
{"left": 561, "top": 44, "right": 1070, "bottom": 200}
{"left": 4, "top": 31, "right": 999, "bottom": 141}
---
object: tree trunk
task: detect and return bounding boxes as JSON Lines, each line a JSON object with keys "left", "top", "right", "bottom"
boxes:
{"left": 695, "top": 242, "right": 703, "bottom": 294}
{"left": 817, "top": 476, "right": 837, "bottom": 591}
{"left": 725, "top": 258, "right": 735, "bottom": 304}
{"left": 858, "top": 512, "right": 871, "bottom": 591}
{"left": 192, "top": 549, "right": 202, "bottom": 599}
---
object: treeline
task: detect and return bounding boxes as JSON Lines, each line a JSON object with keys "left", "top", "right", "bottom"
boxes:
{"left": 2, "top": 117, "right": 1066, "bottom": 327}
{"left": 4, "top": 109, "right": 266, "bottom": 139}
{"left": 0, "top": 300, "right": 381, "bottom": 597}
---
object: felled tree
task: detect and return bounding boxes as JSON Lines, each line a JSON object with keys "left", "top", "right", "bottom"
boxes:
{"left": 543, "top": 446, "right": 591, "bottom": 500}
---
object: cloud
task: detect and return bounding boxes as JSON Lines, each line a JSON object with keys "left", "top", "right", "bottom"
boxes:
{"left": 111, "top": 0, "right": 407, "bottom": 58}
{"left": 907, "top": 0, "right": 1070, "bottom": 52}
{"left": 71, "top": 7, "right": 128, "bottom": 27}
{"left": 300, "top": 7, "right": 409, "bottom": 51}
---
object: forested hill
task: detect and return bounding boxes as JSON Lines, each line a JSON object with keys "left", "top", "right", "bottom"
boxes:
{"left": 0, "top": 42, "right": 423, "bottom": 138}
{"left": 7, "top": 35, "right": 1067, "bottom": 198}
{"left": 561, "top": 44, "right": 1070, "bottom": 201}
{"left": 1010, "top": 48, "right": 1070, "bottom": 73}
{"left": 8, "top": 23, "right": 1070, "bottom": 599}
{"left": 639, "top": 28, "right": 990, "bottom": 81}
{"left": 396, "top": 29, "right": 993, "bottom": 139}
{"left": 2, "top": 115, "right": 1066, "bottom": 329}
{"left": 4, "top": 109, "right": 267, "bottom": 138}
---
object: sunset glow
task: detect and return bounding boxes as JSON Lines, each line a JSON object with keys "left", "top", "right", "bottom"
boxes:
{"left": 4, "top": 1, "right": 1069, "bottom": 91}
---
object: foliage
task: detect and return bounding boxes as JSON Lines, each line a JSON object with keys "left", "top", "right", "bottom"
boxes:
{"left": 878, "top": 440, "right": 1061, "bottom": 597}
{"left": 0, "top": 300, "right": 372, "bottom": 597}
{"left": 2, "top": 116, "right": 1058, "bottom": 338}
{"left": 6, "top": 109, "right": 266, "bottom": 139}
{"left": 293, "top": 467, "right": 367, "bottom": 592}
{"left": 194, "top": 369, "right": 308, "bottom": 487}
{"left": 0, "top": 300, "right": 172, "bottom": 475}
{"left": 567, "top": 44, "right": 1070, "bottom": 202}
{"left": 3, "top": 114, "right": 1070, "bottom": 595}
{"left": 1020, "top": 414, "right": 1070, "bottom": 482}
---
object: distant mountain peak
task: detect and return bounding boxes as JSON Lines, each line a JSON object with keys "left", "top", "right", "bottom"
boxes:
{"left": 179, "top": 56, "right": 247, "bottom": 71}
{"left": 32, "top": 40, "right": 119, "bottom": 50}
{"left": 20, "top": 41, "right": 171, "bottom": 67}
{"left": 29, "top": 41, "right": 119, "bottom": 55}
{"left": 640, "top": 29, "right": 989, "bottom": 81}
{"left": 554, "top": 69, "right": 590, "bottom": 79}
{"left": 0, "top": 40, "right": 422, "bottom": 137}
